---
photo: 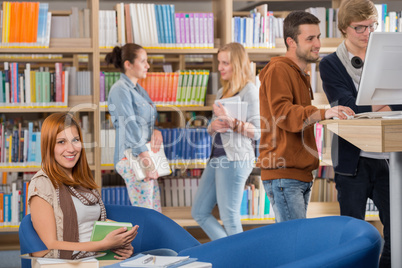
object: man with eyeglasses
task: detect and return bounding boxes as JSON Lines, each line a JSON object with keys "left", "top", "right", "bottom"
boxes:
{"left": 319, "top": 0, "right": 402, "bottom": 267}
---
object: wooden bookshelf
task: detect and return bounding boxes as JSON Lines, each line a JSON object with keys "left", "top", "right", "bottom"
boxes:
{"left": 0, "top": 0, "right": 382, "bottom": 249}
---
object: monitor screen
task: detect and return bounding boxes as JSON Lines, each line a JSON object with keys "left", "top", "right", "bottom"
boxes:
{"left": 356, "top": 32, "right": 402, "bottom": 105}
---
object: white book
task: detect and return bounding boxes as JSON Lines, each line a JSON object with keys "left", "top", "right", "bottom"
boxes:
{"left": 50, "top": 16, "right": 70, "bottom": 38}
{"left": 171, "top": 178, "right": 179, "bottom": 207}
{"left": 98, "top": 10, "right": 105, "bottom": 47}
{"left": 190, "top": 177, "right": 198, "bottom": 203}
{"left": 214, "top": 96, "right": 248, "bottom": 122}
{"left": 177, "top": 178, "right": 185, "bottom": 207}
{"left": 189, "top": 13, "right": 195, "bottom": 48}
{"left": 194, "top": 13, "right": 200, "bottom": 48}
{"left": 184, "top": 177, "right": 192, "bottom": 206}
{"left": 149, "top": 4, "right": 158, "bottom": 47}
{"left": 24, "top": 64, "right": 31, "bottom": 105}
{"left": 19, "top": 75, "right": 24, "bottom": 104}
{"left": 100, "top": 129, "right": 106, "bottom": 164}
{"left": 124, "top": 143, "right": 172, "bottom": 181}
{"left": 130, "top": 4, "right": 141, "bottom": 44}
{"left": 118, "top": 3, "right": 126, "bottom": 44}
{"left": 374, "top": 5, "right": 383, "bottom": 32}
{"left": 137, "top": 4, "right": 147, "bottom": 47}
{"left": 108, "top": 128, "right": 115, "bottom": 164}
{"left": 11, "top": 182, "right": 19, "bottom": 226}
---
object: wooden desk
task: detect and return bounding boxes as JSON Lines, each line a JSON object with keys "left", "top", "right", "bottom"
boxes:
{"left": 321, "top": 119, "right": 402, "bottom": 267}
{"left": 99, "top": 260, "right": 120, "bottom": 267}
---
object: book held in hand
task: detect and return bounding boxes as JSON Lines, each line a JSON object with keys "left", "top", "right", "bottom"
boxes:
{"left": 90, "top": 221, "right": 133, "bottom": 260}
{"left": 124, "top": 142, "right": 172, "bottom": 181}
{"left": 214, "top": 96, "right": 248, "bottom": 122}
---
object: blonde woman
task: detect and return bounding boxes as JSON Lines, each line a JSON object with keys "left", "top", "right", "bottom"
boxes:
{"left": 191, "top": 43, "right": 260, "bottom": 240}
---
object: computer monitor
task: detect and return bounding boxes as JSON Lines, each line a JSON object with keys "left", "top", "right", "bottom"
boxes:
{"left": 356, "top": 32, "right": 402, "bottom": 105}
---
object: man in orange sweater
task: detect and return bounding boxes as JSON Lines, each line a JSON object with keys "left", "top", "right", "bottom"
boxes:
{"left": 257, "top": 11, "right": 353, "bottom": 223}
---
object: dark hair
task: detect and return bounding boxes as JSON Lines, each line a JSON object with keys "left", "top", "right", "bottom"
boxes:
{"left": 105, "top": 43, "right": 144, "bottom": 73}
{"left": 283, "top": 11, "right": 320, "bottom": 49}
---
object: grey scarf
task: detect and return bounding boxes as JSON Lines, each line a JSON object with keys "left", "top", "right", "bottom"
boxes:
{"left": 336, "top": 40, "right": 362, "bottom": 86}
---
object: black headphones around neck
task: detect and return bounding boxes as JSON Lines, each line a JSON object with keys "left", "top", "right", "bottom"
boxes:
{"left": 351, "top": 56, "right": 364, "bottom": 69}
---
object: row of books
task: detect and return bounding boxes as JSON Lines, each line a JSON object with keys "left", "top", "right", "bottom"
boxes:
{"left": 0, "top": 122, "right": 41, "bottom": 168}
{"left": 241, "top": 175, "right": 274, "bottom": 220}
{"left": 100, "top": 70, "right": 210, "bottom": 107}
{"left": 66, "top": 67, "right": 93, "bottom": 96}
{"left": 315, "top": 166, "right": 335, "bottom": 180}
{"left": 0, "top": 172, "right": 33, "bottom": 228}
{"left": 0, "top": 2, "right": 51, "bottom": 48}
{"left": 310, "top": 177, "right": 380, "bottom": 218}
{"left": 315, "top": 123, "right": 325, "bottom": 161}
{"left": 99, "top": 71, "right": 120, "bottom": 106}
{"left": 140, "top": 70, "right": 210, "bottom": 106}
{"left": 100, "top": 127, "right": 212, "bottom": 166}
{"left": 232, "top": 4, "right": 283, "bottom": 49}
{"left": 106, "top": 3, "right": 214, "bottom": 49}
{"left": 161, "top": 176, "right": 200, "bottom": 207}
{"left": 376, "top": 4, "right": 402, "bottom": 33}
{"left": 101, "top": 186, "right": 131, "bottom": 206}
{"left": 305, "top": 7, "right": 342, "bottom": 39}
{"left": 50, "top": 7, "right": 90, "bottom": 39}
{"left": 0, "top": 62, "right": 69, "bottom": 108}
{"left": 101, "top": 169, "right": 203, "bottom": 208}
{"left": 311, "top": 178, "right": 337, "bottom": 203}
{"left": 0, "top": 116, "right": 91, "bottom": 167}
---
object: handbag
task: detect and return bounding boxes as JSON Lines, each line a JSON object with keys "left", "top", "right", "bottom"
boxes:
{"left": 124, "top": 142, "right": 172, "bottom": 181}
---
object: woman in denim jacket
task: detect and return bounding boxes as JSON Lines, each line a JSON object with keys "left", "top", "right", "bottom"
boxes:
{"left": 191, "top": 43, "right": 261, "bottom": 240}
{"left": 106, "top": 44, "right": 163, "bottom": 212}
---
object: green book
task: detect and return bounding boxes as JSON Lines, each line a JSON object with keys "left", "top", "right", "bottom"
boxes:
{"left": 90, "top": 220, "right": 133, "bottom": 260}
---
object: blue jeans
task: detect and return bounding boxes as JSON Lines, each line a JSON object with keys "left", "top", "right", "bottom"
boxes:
{"left": 191, "top": 156, "right": 253, "bottom": 240}
{"left": 335, "top": 157, "right": 390, "bottom": 268}
{"left": 263, "top": 179, "right": 313, "bottom": 223}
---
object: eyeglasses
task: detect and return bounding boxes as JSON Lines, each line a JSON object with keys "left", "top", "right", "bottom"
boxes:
{"left": 349, "top": 22, "right": 379, "bottom": 34}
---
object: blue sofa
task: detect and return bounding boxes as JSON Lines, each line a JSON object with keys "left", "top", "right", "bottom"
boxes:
{"left": 20, "top": 206, "right": 382, "bottom": 268}
{"left": 178, "top": 216, "right": 382, "bottom": 268}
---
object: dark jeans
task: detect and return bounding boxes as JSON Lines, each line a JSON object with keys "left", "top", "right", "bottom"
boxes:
{"left": 335, "top": 157, "right": 390, "bottom": 268}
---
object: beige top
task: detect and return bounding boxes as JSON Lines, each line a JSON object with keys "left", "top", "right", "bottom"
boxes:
{"left": 28, "top": 169, "right": 63, "bottom": 258}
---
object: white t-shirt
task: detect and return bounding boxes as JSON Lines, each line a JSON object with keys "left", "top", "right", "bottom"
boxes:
{"left": 71, "top": 196, "right": 101, "bottom": 242}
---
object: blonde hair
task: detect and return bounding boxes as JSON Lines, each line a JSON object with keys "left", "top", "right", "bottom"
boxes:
{"left": 41, "top": 113, "right": 98, "bottom": 189}
{"left": 338, "top": 0, "right": 378, "bottom": 38}
{"left": 218, "top": 43, "right": 254, "bottom": 97}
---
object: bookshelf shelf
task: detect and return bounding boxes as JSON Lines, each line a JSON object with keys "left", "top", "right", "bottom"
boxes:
{"left": 100, "top": 48, "right": 219, "bottom": 55}
{"left": 0, "top": 165, "right": 96, "bottom": 172}
{"left": 0, "top": 47, "right": 94, "bottom": 54}
{"left": 0, "top": 58, "right": 74, "bottom": 63}
{"left": 101, "top": 164, "right": 206, "bottom": 171}
{"left": 0, "top": 167, "right": 40, "bottom": 172}
{"left": 0, "top": 107, "right": 95, "bottom": 113}
{"left": 0, "top": 228, "right": 19, "bottom": 233}
{"left": 162, "top": 203, "right": 380, "bottom": 228}
{"left": 100, "top": 106, "right": 213, "bottom": 113}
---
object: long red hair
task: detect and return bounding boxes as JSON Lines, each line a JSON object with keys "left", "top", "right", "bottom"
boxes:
{"left": 41, "top": 113, "right": 98, "bottom": 189}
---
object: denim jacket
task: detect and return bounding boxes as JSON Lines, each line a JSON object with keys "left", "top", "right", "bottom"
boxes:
{"left": 108, "top": 73, "right": 157, "bottom": 165}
